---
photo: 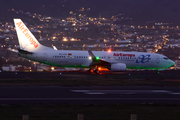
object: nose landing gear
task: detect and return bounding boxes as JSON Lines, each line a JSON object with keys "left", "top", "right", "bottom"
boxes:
{"left": 156, "top": 70, "right": 160, "bottom": 74}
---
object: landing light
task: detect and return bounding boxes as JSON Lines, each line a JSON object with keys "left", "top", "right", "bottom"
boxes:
{"left": 51, "top": 67, "right": 55, "bottom": 71}
{"left": 89, "top": 56, "right": 92, "bottom": 60}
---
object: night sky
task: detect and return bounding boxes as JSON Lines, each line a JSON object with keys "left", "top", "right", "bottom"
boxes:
{"left": 0, "top": 0, "right": 180, "bottom": 24}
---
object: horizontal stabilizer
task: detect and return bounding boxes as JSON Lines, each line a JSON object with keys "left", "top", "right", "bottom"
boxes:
{"left": 7, "top": 48, "right": 18, "bottom": 53}
{"left": 18, "top": 49, "right": 33, "bottom": 54}
{"left": 53, "top": 46, "right": 58, "bottom": 50}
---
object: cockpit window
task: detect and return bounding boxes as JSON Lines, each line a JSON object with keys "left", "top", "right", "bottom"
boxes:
{"left": 163, "top": 57, "right": 168, "bottom": 60}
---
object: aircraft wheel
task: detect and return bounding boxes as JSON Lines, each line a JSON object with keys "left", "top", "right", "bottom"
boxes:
{"left": 95, "top": 69, "right": 100, "bottom": 74}
{"left": 89, "top": 68, "right": 94, "bottom": 74}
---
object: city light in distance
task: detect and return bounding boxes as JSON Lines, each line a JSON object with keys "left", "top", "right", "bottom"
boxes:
{"left": 63, "top": 37, "right": 68, "bottom": 41}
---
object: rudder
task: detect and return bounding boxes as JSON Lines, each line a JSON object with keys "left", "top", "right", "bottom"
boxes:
{"left": 14, "top": 19, "right": 43, "bottom": 52}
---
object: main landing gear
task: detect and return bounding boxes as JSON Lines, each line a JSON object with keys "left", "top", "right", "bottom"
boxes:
{"left": 89, "top": 68, "right": 100, "bottom": 74}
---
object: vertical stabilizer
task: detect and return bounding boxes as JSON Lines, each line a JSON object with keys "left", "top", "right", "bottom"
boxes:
{"left": 14, "top": 19, "right": 44, "bottom": 52}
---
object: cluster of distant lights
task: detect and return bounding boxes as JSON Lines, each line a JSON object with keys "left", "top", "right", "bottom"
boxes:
{"left": 10, "top": 8, "right": 180, "bottom": 30}
{"left": 62, "top": 37, "right": 79, "bottom": 42}
{"left": 8, "top": 8, "right": 173, "bottom": 51}
{"left": 134, "top": 25, "right": 179, "bottom": 29}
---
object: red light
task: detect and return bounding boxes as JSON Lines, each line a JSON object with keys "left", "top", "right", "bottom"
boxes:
{"left": 108, "top": 49, "right": 111, "bottom": 52}
{"left": 97, "top": 67, "right": 109, "bottom": 71}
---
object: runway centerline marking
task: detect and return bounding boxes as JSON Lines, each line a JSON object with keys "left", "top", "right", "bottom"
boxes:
{"left": 71, "top": 90, "right": 180, "bottom": 95}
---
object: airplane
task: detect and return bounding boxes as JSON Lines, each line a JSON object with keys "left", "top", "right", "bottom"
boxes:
{"left": 13, "top": 19, "right": 175, "bottom": 74}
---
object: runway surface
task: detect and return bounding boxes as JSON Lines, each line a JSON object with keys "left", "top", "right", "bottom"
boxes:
{"left": 0, "top": 71, "right": 180, "bottom": 104}
{"left": 1, "top": 86, "right": 180, "bottom": 104}
{"left": 0, "top": 70, "right": 180, "bottom": 80}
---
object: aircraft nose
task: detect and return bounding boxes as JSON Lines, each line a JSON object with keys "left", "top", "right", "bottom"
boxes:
{"left": 169, "top": 60, "right": 175, "bottom": 67}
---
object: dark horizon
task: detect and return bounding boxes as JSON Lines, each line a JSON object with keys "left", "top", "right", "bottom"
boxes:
{"left": 1, "top": 0, "right": 180, "bottom": 24}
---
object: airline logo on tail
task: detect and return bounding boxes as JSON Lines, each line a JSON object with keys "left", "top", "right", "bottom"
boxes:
{"left": 16, "top": 21, "right": 38, "bottom": 48}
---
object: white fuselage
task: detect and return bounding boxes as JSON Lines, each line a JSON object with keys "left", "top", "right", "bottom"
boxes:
{"left": 20, "top": 49, "right": 175, "bottom": 70}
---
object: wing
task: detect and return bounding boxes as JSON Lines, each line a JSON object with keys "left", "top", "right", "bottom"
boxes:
{"left": 87, "top": 48, "right": 111, "bottom": 67}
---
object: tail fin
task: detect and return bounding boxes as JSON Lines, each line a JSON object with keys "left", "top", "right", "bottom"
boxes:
{"left": 14, "top": 19, "right": 44, "bottom": 52}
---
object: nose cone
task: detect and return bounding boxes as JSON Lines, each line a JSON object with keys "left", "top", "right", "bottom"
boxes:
{"left": 169, "top": 60, "right": 175, "bottom": 67}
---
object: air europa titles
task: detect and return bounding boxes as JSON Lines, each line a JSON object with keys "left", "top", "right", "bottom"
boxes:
{"left": 113, "top": 53, "right": 135, "bottom": 57}
{"left": 16, "top": 22, "right": 38, "bottom": 48}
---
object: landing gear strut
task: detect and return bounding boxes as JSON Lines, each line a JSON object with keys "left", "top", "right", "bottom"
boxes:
{"left": 94, "top": 69, "right": 100, "bottom": 74}
{"left": 156, "top": 70, "right": 160, "bottom": 74}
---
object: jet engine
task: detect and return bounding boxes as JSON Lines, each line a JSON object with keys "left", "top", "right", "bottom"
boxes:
{"left": 109, "top": 63, "right": 126, "bottom": 71}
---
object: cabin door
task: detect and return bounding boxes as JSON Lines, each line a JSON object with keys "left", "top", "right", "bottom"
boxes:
{"left": 43, "top": 53, "right": 47, "bottom": 61}
{"left": 156, "top": 55, "right": 160, "bottom": 64}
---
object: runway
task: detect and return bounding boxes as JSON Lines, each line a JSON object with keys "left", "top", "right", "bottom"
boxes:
{"left": 0, "top": 71, "right": 180, "bottom": 104}
{"left": 0, "top": 70, "right": 180, "bottom": 80}
{"left": 1, "top": 86, "right": 180, "bottom": 104}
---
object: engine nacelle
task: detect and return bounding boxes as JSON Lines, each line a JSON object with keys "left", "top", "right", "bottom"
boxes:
{"left": 110, "top": 63, "right": 126, "bottom": 71}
